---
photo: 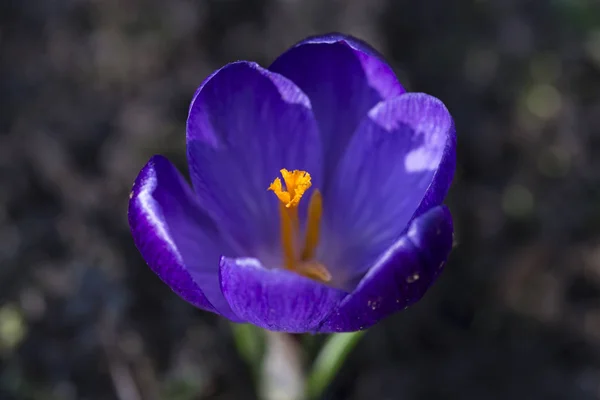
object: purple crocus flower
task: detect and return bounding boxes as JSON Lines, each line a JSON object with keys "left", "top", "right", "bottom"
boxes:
{"left": 128, "top": 33, "right": 456, "bottom": 333}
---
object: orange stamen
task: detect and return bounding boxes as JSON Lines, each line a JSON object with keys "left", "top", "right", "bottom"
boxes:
{"left": 300, "top": 189, "right": 322, "bottom": 261}
{"left": 268, "top": 169, "right": 331, "bottom": 283}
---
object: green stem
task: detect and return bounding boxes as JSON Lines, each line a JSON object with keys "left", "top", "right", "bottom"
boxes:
{"left": 305, "top": 331, "right": 366, "bottom": 400}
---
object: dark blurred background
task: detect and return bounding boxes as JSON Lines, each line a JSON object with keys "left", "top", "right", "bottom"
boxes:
{"left": 2, "top": 0, "right": 600, "bottom": 399}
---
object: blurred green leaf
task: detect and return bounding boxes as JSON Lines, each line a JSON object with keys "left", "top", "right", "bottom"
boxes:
{"left": 306, "top": 331, "right": 366, "bottom": 400}
{"left": 0, "top": 304, "right": 26, "bottom": 353}
{"left": 231, "top": 323, "right": 265, "bottom": 369}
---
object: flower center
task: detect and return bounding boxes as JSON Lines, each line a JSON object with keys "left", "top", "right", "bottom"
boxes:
{"left": 268, "top": 169, "right": 331, "bottom": 283}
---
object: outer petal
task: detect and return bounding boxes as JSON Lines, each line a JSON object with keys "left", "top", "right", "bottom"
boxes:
{"left": 317, "top": 206, "right": 453, "bottom": 333}
{"left": 219, "top": 257, "right": 347, "bottom": 333}
{"left": 321, "top": 93, "right": 455, "bottom": 280}
{"left": 269, "top": 33, "right": 405, "bottom": 181}
{"left": 186, "top": 61, "right": 322, "bottom": 258}
{"left": 128, "top": 155, "right": 241, "bottom": 321}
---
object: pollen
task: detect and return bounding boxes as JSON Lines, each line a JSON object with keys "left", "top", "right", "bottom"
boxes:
{"left": 268, "top": 169, "right": 312, "bottom": 208}
{"left": 268, "top": 169, "right": 330, "bottom": 283}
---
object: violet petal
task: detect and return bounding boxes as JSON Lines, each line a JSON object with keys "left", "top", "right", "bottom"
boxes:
{"left": 321, "top": 93, "right": 455, "bottom": 280}
{"left": 219, "top": 257, "right": 347, "bottom": 333}
{"left": 128, "top": 155, "right": 241, "bottom": 321}
{"left": 269, "top": 33, "right": 404, "bottom": 182}
{"left": 186, "top": 61, "right": 322, "bottom": 258}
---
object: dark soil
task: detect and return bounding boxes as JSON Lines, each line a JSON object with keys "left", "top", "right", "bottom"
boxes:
{"left": 2, "top": 0, "right": 600, "bottom": 399}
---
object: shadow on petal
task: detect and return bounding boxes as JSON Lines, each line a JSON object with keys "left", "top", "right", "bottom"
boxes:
{"left": 317, "top": 206, "right": 453, "bottom": 333}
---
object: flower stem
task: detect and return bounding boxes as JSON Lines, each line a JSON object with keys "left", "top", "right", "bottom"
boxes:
{"left": 305, "top": 331, "right": 366, "bottom": 400}
{"left": 260, "top": 331, "right": 305, "bottom": 400}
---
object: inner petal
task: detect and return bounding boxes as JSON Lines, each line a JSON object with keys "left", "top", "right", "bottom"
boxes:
{"left": 186, "top": 62, "right": 322, "bottom": 259}
{"left": 319, "top": 93, "right": 456, "bottom": 286}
